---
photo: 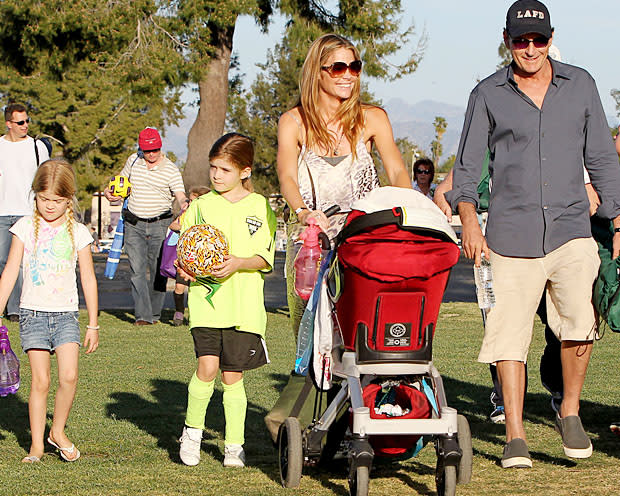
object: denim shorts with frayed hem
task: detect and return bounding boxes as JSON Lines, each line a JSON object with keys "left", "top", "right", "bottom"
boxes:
{"left": 19, "top": 309, "right": 81, "bottom": 353}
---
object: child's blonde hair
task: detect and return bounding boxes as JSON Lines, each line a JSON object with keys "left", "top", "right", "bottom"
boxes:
{"left": 209, "top": 133, "right": 254, "bottom": 192}
{"left": 32, "top": 158, "right": 78, "bottom": 250}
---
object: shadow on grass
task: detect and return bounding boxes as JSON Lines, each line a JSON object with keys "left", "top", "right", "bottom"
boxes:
{"left": 100, "top": 309, "right": 135, "bottom": 324}
{"left": 442, "top": 375, "right": 620, "bottom": 464}
{"left": 0, "top": 392, "right": 32, "bottom": 454}
{"left": 105, "top": 377, "right": 281, "bottom": 470}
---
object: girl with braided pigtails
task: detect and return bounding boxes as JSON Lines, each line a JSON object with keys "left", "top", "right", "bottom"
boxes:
{"left": 0, "top": 158, "right": 99, "bottom": 463}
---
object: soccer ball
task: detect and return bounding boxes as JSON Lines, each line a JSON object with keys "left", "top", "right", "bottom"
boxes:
{"left": 108, "top": 175, "right": 132, "bottom": 198}
{"left": 177, "top": 224, "right": 229, "bottom": 277}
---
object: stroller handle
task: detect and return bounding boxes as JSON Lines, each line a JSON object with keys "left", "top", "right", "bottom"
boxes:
{"left": 324, "top": 205, "right": 341, "bottom": 218}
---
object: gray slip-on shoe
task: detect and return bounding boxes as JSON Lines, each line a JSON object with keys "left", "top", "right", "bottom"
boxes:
{"left": 555, "top": 414, "right": 592, "bottom": 458}
{"left": 501, "top": 438, "right": 532, "bottom": 469}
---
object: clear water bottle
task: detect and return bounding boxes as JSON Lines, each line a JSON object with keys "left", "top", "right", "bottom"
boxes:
{"left": 0, "top": 326, "right": 20, "bottom": 397}
{"left": 473, "top": 255, "right": 495, "bottom": 310}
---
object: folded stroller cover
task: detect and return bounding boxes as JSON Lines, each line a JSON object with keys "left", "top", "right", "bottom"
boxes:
{"left": 350, "top": 186, "right": 458, "bottom": 244}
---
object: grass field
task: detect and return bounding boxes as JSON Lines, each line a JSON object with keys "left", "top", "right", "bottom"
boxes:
{"left": 1, "top": 303, "right": 619, "bottom": 496}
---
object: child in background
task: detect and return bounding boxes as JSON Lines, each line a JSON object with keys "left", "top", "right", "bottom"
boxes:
{"left": 167, "top": 185, "right": 210, "bottom": 326}
{"left": 177, "top": 133, "right": 276, "bottom": 467}
{"left": 0, "top": 158, "right": 99, "bottom": 463}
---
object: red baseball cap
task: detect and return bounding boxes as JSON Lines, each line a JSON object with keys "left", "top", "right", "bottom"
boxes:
{"left": 138, "top": 127, "right": 162, "bottom": 151}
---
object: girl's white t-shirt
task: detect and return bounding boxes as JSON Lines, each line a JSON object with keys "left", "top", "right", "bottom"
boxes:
{"left": 10, "top": 216, "right": 93, "bottom": 311}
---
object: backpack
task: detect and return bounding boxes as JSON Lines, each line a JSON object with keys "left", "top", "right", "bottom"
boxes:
{"left": 34, "top": 137, "right": 53, "bottom": 165}
{"left": 591, "top": 216, "right": 620, "bottom": 332}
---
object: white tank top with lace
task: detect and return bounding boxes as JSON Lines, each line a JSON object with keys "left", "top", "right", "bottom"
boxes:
{"left": 289, "top": 112, "right": 380, "bottom": 240}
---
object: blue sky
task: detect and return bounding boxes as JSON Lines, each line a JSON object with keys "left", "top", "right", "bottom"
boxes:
{"left": 232, "top": 0, "right": 619, "bottom": 122}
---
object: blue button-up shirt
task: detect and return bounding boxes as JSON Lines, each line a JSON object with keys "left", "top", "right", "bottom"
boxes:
{"left": 450, "top": 59, "right": 620, "bottom": 257}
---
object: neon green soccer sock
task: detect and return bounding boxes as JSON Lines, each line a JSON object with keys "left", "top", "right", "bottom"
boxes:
{"left": 185, "top": 372, "right": 215, "bottom": 430}
{"left": 222, "top": 378, "right": 247, "bottom": 446}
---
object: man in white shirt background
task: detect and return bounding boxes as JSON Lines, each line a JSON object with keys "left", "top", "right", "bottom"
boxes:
{"left": 0, "top": 103, "right": 50, "bottom": 321}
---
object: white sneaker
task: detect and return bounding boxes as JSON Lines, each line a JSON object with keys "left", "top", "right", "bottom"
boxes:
{"left": 223, "top": 444, "right": 245, "bottom": 467}
{"left": 179, "top": 426, "right": 202, "bottom": 466}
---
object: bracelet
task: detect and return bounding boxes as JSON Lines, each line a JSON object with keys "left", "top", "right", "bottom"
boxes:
{"left": 86, "top": 325, "right": 100, "bottom": 330}
{"left": 614, "top": 228, "right": 620, "bottom": 233}
{"left": 295, "top": 206, "right": 308, "bottom": 215}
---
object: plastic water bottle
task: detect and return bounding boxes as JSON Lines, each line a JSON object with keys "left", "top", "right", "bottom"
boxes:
{"left": 294, "top": 251, "right": 333, "bottom": 375}
{"left": 473, "top": 255, "right": 495, "bottom": 309}
{"left": 294, "top": 218, "right": 322, "bottom": 300}
{"left": 0, "top": 326, "right": 20, "bottom": 397}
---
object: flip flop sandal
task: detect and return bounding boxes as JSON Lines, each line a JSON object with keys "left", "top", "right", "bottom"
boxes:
{"left": 610, "top": 423, "right": 620, "bottom": 437}
{"left": 21, "top": 455, "right": 41, "bottom": 463}
{"left": 47, "top": 437, "right": 81, "bottom": 462}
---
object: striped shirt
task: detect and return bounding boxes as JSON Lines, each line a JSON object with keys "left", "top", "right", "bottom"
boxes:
{"left": 120, "top": 153, "right": 185, "bottom": 218}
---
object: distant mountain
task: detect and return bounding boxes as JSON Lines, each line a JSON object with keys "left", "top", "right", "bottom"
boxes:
{"left": 163, "top": 99, "right": 468, "bottom": 165}
{"left": 383, "top": 98, "right": 466, "bottom": 161}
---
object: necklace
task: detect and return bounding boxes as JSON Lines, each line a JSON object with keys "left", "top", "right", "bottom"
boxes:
{"left": 332, "top": 130, "right": 344, "bottom": 156}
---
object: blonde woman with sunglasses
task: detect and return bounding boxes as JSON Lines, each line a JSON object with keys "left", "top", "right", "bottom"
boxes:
{"left": 267, "top": 33, "right": 410, "bottom": 442}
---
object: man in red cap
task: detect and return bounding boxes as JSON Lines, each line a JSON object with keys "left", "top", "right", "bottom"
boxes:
{"left": 105, "top": 127, "right": 187, "bottom": 325}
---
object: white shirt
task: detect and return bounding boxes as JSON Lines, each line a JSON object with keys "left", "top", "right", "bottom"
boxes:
{"left": 10, "top": 216, "right": 92, "bottom": 311}
{"left": 413, "top": 181, "right": 436, "bottom": 199}
{"left": 0, "top": 136, "right": 50, "bottom": 216}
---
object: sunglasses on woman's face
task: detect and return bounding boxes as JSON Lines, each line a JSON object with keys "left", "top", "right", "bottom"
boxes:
{"left": 321, "top": 60, "right": 363, "bottom": 78}
{"left": 415, "top": 169, "right": 431, "bottom": 175}
{"left": 510, "top": 36, "right": 549, "bottom": 50}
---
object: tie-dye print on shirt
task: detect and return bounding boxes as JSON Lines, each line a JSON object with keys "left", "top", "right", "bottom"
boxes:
{"left": 10, "top": 216, "right": 93, "bottom": 311}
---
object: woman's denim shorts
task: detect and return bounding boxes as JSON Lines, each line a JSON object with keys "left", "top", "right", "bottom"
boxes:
{"left": 19, "top": 309, "right": 81, "bottom": 353}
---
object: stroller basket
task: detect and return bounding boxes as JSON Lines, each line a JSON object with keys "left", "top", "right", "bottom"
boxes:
{"left": 332, "top": 208, "right": 460, "bottom": 363}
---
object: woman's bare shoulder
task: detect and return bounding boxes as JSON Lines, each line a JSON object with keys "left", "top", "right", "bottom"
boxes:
{"left": 362, "top": 104, "right": 390, "bottom": 137}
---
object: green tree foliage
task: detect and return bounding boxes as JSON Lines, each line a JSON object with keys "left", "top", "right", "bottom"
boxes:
{"left": 163, "top": 0, "right": 274, "bottom": 190}
{"left": 497, "top": 40, "right": 512, "bottom": 70}
{"left": 395, "top": 136, "right": 423, "bottom": 181}
{"left": 438, "top": 154, "right": 456, "bottom": 174}
{"left": 0, "top": 0, "right": 185, "bottom": 206}
{"left": 227, "top": 3, "right": 426, "bottom": 194}
{"left": 430, "top": 116, "right": 447, "bottom": 166}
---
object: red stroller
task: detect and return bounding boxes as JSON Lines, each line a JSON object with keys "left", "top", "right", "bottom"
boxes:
{"left": 277, "top": 188, "right": 473, "bottom": 496}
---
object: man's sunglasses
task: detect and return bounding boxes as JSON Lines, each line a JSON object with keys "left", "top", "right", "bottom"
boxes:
{"left": 10, "top": 118, "right": 30, "bottom": 125}
{"left": 321, "top": 60, "right": 363, "bottom": 78}
{"left": 510, "top": 37, "right": 549, "bottom": 50}
{"left": 415, "top": 169, "right": 432, "bottom": 175}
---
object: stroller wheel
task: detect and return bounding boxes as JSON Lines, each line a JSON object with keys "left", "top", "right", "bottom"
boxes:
{"left": 278, "top": 417, "right": 303, "bottom": 488}
{"left": 348, "top": 465, "right": 369, "bottom": 496}
{"left": 456, "top": 414, "right": 473, "bottom": 484}
{"left": 435, "top": 463, "right": 457, "bottom": 496}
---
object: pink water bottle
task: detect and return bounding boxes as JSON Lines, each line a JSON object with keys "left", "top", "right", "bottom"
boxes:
{"left": 294, "top": 218, "right": 323, "bottom": 300}
{"left": 0, "top": 325, "right": 20, "bottom": 397}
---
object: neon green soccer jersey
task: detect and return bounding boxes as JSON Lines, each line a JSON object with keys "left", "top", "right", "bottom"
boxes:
{"left": 181, "top": 191, "right": 277, "bottom": 336}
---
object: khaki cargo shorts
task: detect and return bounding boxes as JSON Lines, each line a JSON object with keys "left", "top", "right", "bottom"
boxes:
{"left": 478, "top": 237, "right": 600, "bottom": 364}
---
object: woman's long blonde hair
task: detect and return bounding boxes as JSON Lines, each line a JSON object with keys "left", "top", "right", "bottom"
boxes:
{"left": 32, "top": 158, "right": 78, "bottom": 251}
{"left": 298, "top": 34, "right": 365, "bottom": 159}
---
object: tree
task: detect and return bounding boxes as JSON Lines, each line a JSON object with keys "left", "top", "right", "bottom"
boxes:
{"left": 0, "top": 0, "right": 185, "bottom": 206}
{"left": 613, "top": 89, "right": 620, "bottom": 118}
{"left": 438, "top": 154, "right": 456, "bottom": 173}
{"left": 226, "top": 5, "right": 426, "bottom": 194}
{"left": 163, "top": 0, "right": 274, "bottom": 190}
{"left": 395, "top": 136, "right": 422, "bottom": 182}
{"left": 179, "top": 0, "right": 426, "bottom": 191}
{"left": 497, "top": 40, "right": 512, "bottom": 70}
{"left": 430, "top": 116, "right": 447, "bottom": 166}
